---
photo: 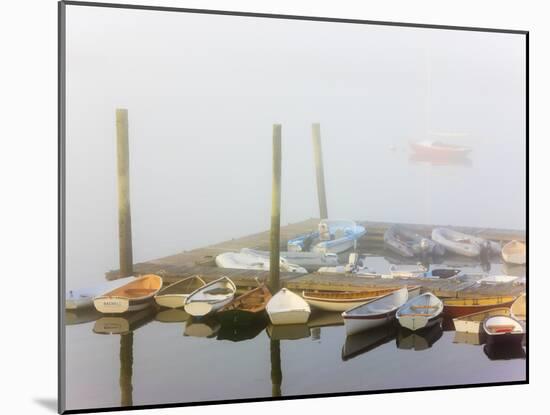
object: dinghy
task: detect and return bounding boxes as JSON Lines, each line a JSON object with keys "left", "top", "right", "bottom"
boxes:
{"left": 266, "top": 288, "right": 311, "bottom": 325}
{"left": 66, "top": 276, "right": 136, "bottom": 310}
{"left": 241, "top": 248, "right": 339, "bottom": 271}
{"left": 287, "top": 219, "right": 366, "bottom": 254}
{"left": 154, "top": 276, "right": 206, "bottom": 309}
{"left": 510, "top": 294, "right": 526, "bottom": 322}
{"left": 215, "top": 251, "right": 307, "bottom": 273}
{"left": 432, "top": 227, "right": 501, "bottom": 257}
{"left": 217, "top": 284, "right": 272, "bottom": 325}
{"left": 93, "top": 274, "right": 162, "bottom": 314}
{"left": 482, "top": 315, "right": 525, "bottom": 347}
{"left": 443, "top": 296, "right": 516, "bottom": 318}
{"left": 396, "top": 292, "right": 443, "bottom": 331}
{"left": 453, "top": 307, "right": 511, "bottom": 334}
{"left": 410, "top": 140, "right": 471, "bottom": 158}
{"left": 384, "top": 225, "right": 445, "bottom": 257}
{"left": 502, "top": 240, "right": 526, "bottom": 265}
{"left": 184, "top": 276, "right": 236, "bottom": 317}
{"left": 342, "top": 287, "right": 411, "bottom": 336}
{"left": 477, "top": 275, "right": 518, "bottom": 285}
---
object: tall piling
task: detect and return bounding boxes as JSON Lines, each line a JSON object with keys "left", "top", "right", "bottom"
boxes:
{"left": 269, "top": 124, "right": 282, "bottom": 292}
{"left": 116, "top": 108, "right": 134, "bottom": 277}
{"left": 312, "top": 123, "right": 328, "bottom": 219}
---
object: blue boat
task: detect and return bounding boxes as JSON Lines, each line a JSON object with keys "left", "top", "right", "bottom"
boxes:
{"left": 287, "top": 219, "right": 366, "bottom": 254}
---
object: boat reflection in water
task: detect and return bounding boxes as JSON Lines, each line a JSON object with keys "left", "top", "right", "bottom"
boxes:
{"left": 307, "top": 310, "right": 344, "bottom": 341}
{"left": 266, "top": 323, "right": 311, "bottom": 341}
{"left": 483, "top": 344, "right": 526, "bottom": 361}
{"left": 154, "top": 308, "right": 189, "bottom": 324}
{"left": 408, "top": 153, "right": 473, "bottom": 167}
{"left": 341, "top": 324, "right": 397, "bottom": 361}
{"left": 453, "top": 331, "right": 485, "bottom": 346}
{"left": 65, "top": 308, "right": 102, "bottom": 326}
{"left": 396, "top": 319, "right": 443, "bottom": 351}
{"left": 502, "top": 262, "right": 527, "bottom": 278}
{"left": 93, "top": 306, "right": 156, "bottom": 335}
{"left": 184, "top": 317, "right": 221, "bottom": 338}
{"left": 217, "top": 317, "right": 267, "bottom": 342}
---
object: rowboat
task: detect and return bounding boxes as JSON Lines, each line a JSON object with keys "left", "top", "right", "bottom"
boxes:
{"left": 154, "top": 276, "right": 206, "bottom": 309}
{"left": 217, "top": 284, "right": 272, "bottom": 325}
{"left": 93, "top": 274, "right": 162, "bottom": 314}
{"left": 287, "top": 219, "right": 366, "bottom": 254}
{"left": 432, "top": 227, "right": 501, "bottom": 257}
{"left": 317, "top": 252, "right": 371, "bottom": 274}
{"left": 410, "top": 140, "right": 471, "bottom": 158}
{"left": 452, "top": 307, "right": 511, "bottom": 333}
{"left": 478, "top": 275, "right": 518, "bottom": 285}
{"left": 66, "top": 276, "right": 136, "bottom": 310}
{"left": 303, "top": 286, "right": 406, "bottom": 313}
{"left": 482, "top": 315, "right": 525, "bottom": 347}
{"left": 266, "top": 288, "right": 311, "bottom": 325}
{"left": 396, "top": 292, "right": 443, "bottom": 331}
{"left": 184, "top": 276, "right": 236, "bottom": 317}
{"left": 396, "top": 321, "right": 443, "bottom": 350}
{"left": 443, "top": 296, "right": 516, "bottom": 318}
{"left": 502, "top": 240, "right": 526, "bottom": 265}
{"left": 215, "top": 251, "right": 307, "bottom": 273}
{"left": 510, "top": 294, "right": 526, "bottom": 322}
{"left": 342, "top": 287, "right": 412, "bottom": 336}
{"left": 384, "top": 225, "right": 445, "bottom": 258}
{"left": 93, "top": 307, "right": 155, "bottom": 335}
{"left": 341, "top": 324, "right": 397, "bottom": 361}
{"left": 241, "top": 248, "right": 339, "bottom": 271}
{"left": 266, "top": 323, "right": 311, "bottom": 340}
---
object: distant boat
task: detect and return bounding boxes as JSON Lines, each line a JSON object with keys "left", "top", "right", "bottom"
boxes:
{"left": 266, "top": 288, "right": 311, "bottom": 325}
{"left": 453, "top": 307, "right": 511, "bottom": 334}
{"left": 410, "top": 140, "right": 471, "bottom": 158}
{"left": 443, "top": 296, "right": 516, "bottom": 318}
{"left": 154, "top": 276, "right": 206, "bottom": 309}
{"left": 241, "top": 248, "right": 339, "bottom": 271}
{"left": 93, "top": 274, "right": 162, "bottom": 314}
{"left": 432, "top": 227, "right": 501, "bottom": 257}
{"left": 510, "top": 294, "right": 526, "bottom": 322}
{"left": 215, "top": 251, "right": 307, "bottom": 273}
{"left": 502, "top": 240, "right": 526, "bottom": 265}
{"left": 389, "top": 263, "right": 428, "bottom": 278}
{"left": 317, "top": 252, "right": 372, "bottom": 274}
{"left": 66, "top": 276, "right": 136, "bottom": 310}
{"left": 384, "top": 225, "right": 445, "bottom": 258}
{"left": 303, "top": 286, "right": 410, "bottom": 313}
{"left": 478, "top": 275, "right": 519, "bottom": 285}
{"left": 287, "top": 219, "right": 366, "bottom": 254}
{"left": 482, "top": 315, "right": 525, "bottom": 347}
{"left": 184, "top": 276, "right": 236, "bottom": 317}
{"left": 342, "top": 287, "right": 413, "bottom": 336}
{"left": 396, "top": 292, "right": 443, "bottom": 331}
{"left": 217, "top": 284, "right": 272, "bottom": 325}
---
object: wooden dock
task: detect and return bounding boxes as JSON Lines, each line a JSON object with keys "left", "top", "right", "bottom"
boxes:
{"left": 106, "top": 218, "right": 525, "bottom": 298}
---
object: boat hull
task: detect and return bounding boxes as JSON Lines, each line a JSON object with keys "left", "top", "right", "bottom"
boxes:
{"left": 154, "top": 294, "right": 188, "bottom": 309}
{"left": 93, "top": 296, "right": 152, "bottom": 314}
{"left": 184, "top": 297, "right": 233, "bottom": 317}
{"left": 485, "top": 332, "right": 524, "bottom": 347}
{"left": 268, "top": 310, "right": 310, "bottom": 325}
{"left": 444, "top": 299, "right": 516, "bottom": 319}
{"left": 305, "top": 297, "right": 374, "bottom": 312}
{"left": 343, "top": 311, "right": 396, "bottom": 336}
{"left": 397, "top": 314, "right": 441, "bottom": 331}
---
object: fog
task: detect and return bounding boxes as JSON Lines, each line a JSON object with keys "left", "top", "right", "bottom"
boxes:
{"left": 65, "top": 5, "right": 526, "bottom": 287}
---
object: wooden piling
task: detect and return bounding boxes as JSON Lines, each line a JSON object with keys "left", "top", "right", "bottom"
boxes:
{"left": 312, "top": 123, "right": 328, "bottom": 219}
{"left": 119, "top": 332, "right": 133, "bottom": 407}
{"left": 116, "top": 109, "right": 133, "bottom": 277}
{"left": 269, "top": 124, "right": 282, "bottom": 292}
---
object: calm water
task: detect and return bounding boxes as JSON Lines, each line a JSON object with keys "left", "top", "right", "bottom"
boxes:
{"left": 64, "top": 254, "right": 526, "bottom": 411}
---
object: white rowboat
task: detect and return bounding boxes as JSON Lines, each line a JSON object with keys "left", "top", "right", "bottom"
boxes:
{"left": 184, "top": 277, "right": 236, "bottom": 317}
{"left": 266, "top": 288, "right": 311, "bottom": 325}
{"left": 502, "top": 240, "right": 526, "bottom": 265}
{"left": 396, "top": 292, "right": 443, "bottom": 331}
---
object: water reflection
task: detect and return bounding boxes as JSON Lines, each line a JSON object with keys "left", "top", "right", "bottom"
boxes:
{"left": 267, "top": 324, "right": 311, "bottom": 341}
{"left": 341, "top": 324, "right": 397, "bottom": 361}
{"left": 396, "top": 320, "right": 443, "bottom": 351}
{"left": 217, "top": 318, "right": 267, "bottom": 342}
{"left": 483, "top": 344, "right": 526, "bottom": 361}
{"left": 453, "top": 331, "right": 485, "bottom": 346}
{"left": 184, "top": 317, "right": 220, "bottom": 338}
{"left": 65, "top": 308, "right": 102, "bottom": 326}
{"left": 154, "top": 308, "right": 189, "bottom": 323}
{"left": 408, "top": 153, "right": 473, "bottom": 167}
{"left": 502, "top": 262, "right": 527, "bottom": 277}
{"left": 93, "top": 307, "right": 156, "bottom": 335}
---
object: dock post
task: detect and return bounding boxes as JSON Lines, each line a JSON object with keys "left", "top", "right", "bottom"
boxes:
{"left": 312, "top": 123, "right": 328, "bottom": 219}
{"left": 270, "top": 339, "right": 282, "bottom": 397}
{"left": 269, "top": 124, "right": 282, "bottom": 292}
{"left": 119, "top": 332, "right": 133, "bottom": 407}
{"left": 116, "top": 108, "right": 134, "bottom": 277}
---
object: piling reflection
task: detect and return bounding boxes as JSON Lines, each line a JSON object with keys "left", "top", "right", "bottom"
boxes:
{"left": 396, "top": 320, "right": 443, "bottom": 351}
{"left": 342, "top": 324, "right": 397, "bottom": 361}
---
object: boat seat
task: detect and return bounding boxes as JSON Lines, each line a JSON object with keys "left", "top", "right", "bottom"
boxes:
{"left": 404, "top": 313, "right": 433, "bottom": 317}
{"left": 124, "top": 288, "right": 156, "bottom": 295}
{"left": 487, "top": 325, "right": 518, "bottom": 333}
{"left": 411, "top": 305, "right": 438, "bottom": 309}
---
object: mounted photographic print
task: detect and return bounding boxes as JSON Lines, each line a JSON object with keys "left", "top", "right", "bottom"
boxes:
{"left": 59, "top": 1, "right": 528, "bottom": 413}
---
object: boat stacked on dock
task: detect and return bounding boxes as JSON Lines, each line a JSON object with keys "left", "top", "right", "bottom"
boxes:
{"left": 384, "top": 225, "right": 445, "bottom": 258}
{"left": 287, "top": 219, "right": 366, "bottom": 254}
{"left": 215, "top": 250, "right": 307, "bottom": 273}
{"left": 432, "top": 227, "right": 501, "bottom": 257}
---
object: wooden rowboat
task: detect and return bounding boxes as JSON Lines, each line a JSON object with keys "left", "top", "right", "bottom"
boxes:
{"left": 266, "top": 288, "right": 311, "bottom": 325}
{"left": 154, "top": 276, "right": 206, "bottom": 309}
{"left": 66, "top": 276, "right": 136, "bottom": 310}
{"left": 483, "top": 315, "right": 525, "bottom": 347}
{"left": 184, "top": 276, "right": 236, "bottom": 317}
{"left": 443, "top": 296, "right": 516, "bottom": 318}
{"left": 302, "top": 286, "right": 410, "bottom": 312}
{"left": 452, "top": 307, "right": 511, "bottom": 334}
{"left": 217, "top": 284, "right": 272, "bottom": 325}
{"left": 93, "top": 274, "right": 162, "bottom": 314}
{"left": 502, "top": 240, "right": 526, "bottom": 265}
{"left": 510, "top": 294, "right": 526, "bottom": 322}
{"left": 396, "top": 292, "right": 443, "bottom": 331}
